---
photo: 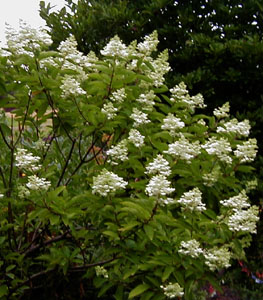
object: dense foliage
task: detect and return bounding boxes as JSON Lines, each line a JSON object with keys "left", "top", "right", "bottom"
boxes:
{"left": 39, "top": 2, "right": 263, "bottom": 294}
{"left": 0, "top": 23, "right": 260, "bottom": 299}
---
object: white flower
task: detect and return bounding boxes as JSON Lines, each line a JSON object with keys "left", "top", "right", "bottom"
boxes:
{"left": 145, "top": 154, "right": 171, "bottom": 177}
{"left": 227, "top": 206, "right": 259, "bottom": 233}
{"left": 101, "top": 35, "right": 128, "bottom": 57}
{"left": 110, "top": 88, "right": 126, "bottom": 103}
{"left": 15, "top": 148, "right": 41, "bottom": 172}
{"left": 128, "top": 129, "right": 145, "bottom": 147}
{"left": 5, "top": 20, "right": 52, "bottom": 56}
{"left": 92, "top": 169, "right": 128, "bottom": 197}
{"left": 95, "top": 266, "right": 108, "bottom": 278}
{"left": 137, "top": 30, "right": 159, "bottom": 55}
{"left": 162, "top": 197, "right": 175, "bottom": 205}
{"left": 179, "top": 239, "right": 204, "bottom": 258}
{"left": 130, "top": 108, "right": 150, "bottom": 127}
{"left": 101, "top": 102, "right": 118, "bottom": 119}
{"left": 170, "top": 82, "right": 206, "bottom": 109}
{"left": 106, "top": 140, "right": 128, "bottom": 165}
{"left": 145, "top": 175, "right": 175, "bottom": 197}
{"left": 60, "top": 75, "right": 86, "bottom": 98}
{"left": 147, "top": 50, "right": 170, "bottom": 87}
{"left": 220, "top": 190, "right": 250, "bottom": 210}
{"left": 201, "top": 137, "right": 232, "bottom": 164}
{"left": 160, "top": 282, "right": 184, "bottom": 298}
{"left": 177, "top": 188, "right": 206, "bottom": 212}
{"left": 188, "top": 93, "right": 207, "bottom": 109}
{"left": 17, "top": 185, "right": 30, "bottom": 198}
{"left": 217, "top": 118, "right": 251, "bottom": 136}
{"left": 136, "top": 90, "right": 156, "bottom": 111}
{"left": 58, "top": 35, "right": 88, "bottom": 72}
{"left": 164, "top": 135, "right": 201, "bottom": 162}
{"left": 213, "top": 102, "right": 230, "bottom": 119}
{"left": 0, "top": 194, "right": 4, "bottom": 198}
{"left": 204, "top": 247, "right": 231, "bottom": 271}
{"left": 26, "top": 175, "right": 51, "bottom": 191}
{"left": 234, "top": 138, "right": 258, "bottom": 163}
{"left": 197, "top": 119, "right": 207, "bottom": 126}
{"left": 170, "top": 82, "right": 188, "bottom": 101}
{"left": 161, "top": 113, "right": 185, "bottom": 136}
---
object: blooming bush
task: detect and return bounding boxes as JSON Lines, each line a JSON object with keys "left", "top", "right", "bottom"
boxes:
{"left": 0, "top": 22, "right": 259, "bottom": 299}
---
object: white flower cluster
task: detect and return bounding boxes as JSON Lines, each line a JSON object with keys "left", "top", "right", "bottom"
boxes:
{"left": 201, "top": 137, "right": 232, "bottom": 164}
{"left": 101, "top": 89, "right": 126, "bottom": 119}
{"left": 170, "top": 82, "right": 206, "bottom": 110}
{"left": 220, "top": 190, "right": 250, "bottom": 210}
{"left": 204, "top": 247, "right": 231, "bottom": 271}
{"left": 227, "top": 206, "right": 259, "bottom": 233}
{"left": 5, "top": 20, "right": 52, "bottom": 56}
{"left": 92, "top": 169, "right": 128, "bottom": 197}
{"left": 164, "top": 135, "right": 201, "bottom": 163}
{"left": 137, "top": 31, "right": 159, "bottom": 55}
{"left": 26, "top": 175, "right": 51, "bottom": 191}
{"left": 217, "top": 118, "right": 251, "bottom": 136}
{"left": 145, "top": 175, "right": 175, "bottom": 197}
{"left": 213, "top": 102, "right": 230, "bottom": 119}
{"left": 128, "top": 129, "right": 145, "bottom": 147}
{"left": 17, "top": 185, "right": 30, "bottom": 198}
{"left": 145, "top": 154, "right": 172, "bottom": 177}
{"left": 177, "top": 187, "right": 206, "bottom": 212}
{"left": 220, "top": 191, "right": 259, "bottom": 233}
{"left": 234, "top": 138, "right": 258, "bottom": 163}
{"left": 57, "top": 35, "right": 98, "bottom": 71}
{"left": 15, "top": 148, "right": 41, "bottom": 172}
{"left": 60, "top": 75, "right": 86, "bottom": 98}
{"left": 145, "top": 154, "right": 174, "bottom": 202}
{"left": 161, "top": 113, "right": 185, "bottom": 137}
{"left": 130, "top": 108, "right": 150, "bottom": 127}
{"left": 160, "top": 282, "right": 184, "bottom": 298}
{"left": 101, "top": 102, "right": 118, "bottom": 120}
{"left": 106, "top": 139, "right": 128, "bottom": 165}
{"left": 95, "top": 266, "right": 108, "bottom": 278}
{"left": 179, "top": 239, "right": 204, "bottom": 258}
{"left": 136, "top": 90, "right": 156, "bottom": 111}
{"left": 110, "top": 88, "right": 127, "bottom": 103}
{"left": 101, "top": 35, "right": 129, "bottom": 58}
{"left": 170, "top": 82, "right": 188, "bottom": 99}
{"left": 147, "top": 50, "right": 170, "bottom": 87}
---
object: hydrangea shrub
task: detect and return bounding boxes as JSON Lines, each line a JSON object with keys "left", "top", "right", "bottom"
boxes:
{"left": 0, "top": 22, "right": 259, "bottom": 299}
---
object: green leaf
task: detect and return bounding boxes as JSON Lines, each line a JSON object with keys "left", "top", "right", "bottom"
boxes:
{"left": 103, "top": 230, "right": 120, "bottom": 240}
{"left": 119, "top": 221, "right": 140, "bottom": 232}
{"left": 98, "top": 282, "right": 113, "bottom": 297}
{"left": 0, "top": 285, "right": 8, "bottom": 297}
{"left": 123, "top": 266, "right": 138, "bottom": 280}
{"left": 128, "top": 284, "right": 150, "bottom": 299}
{"left": 144, "top": 224, "right": 154, "bottom": 241}
{"left": 162, "top": 266, "right": 174, "bottom": 282}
